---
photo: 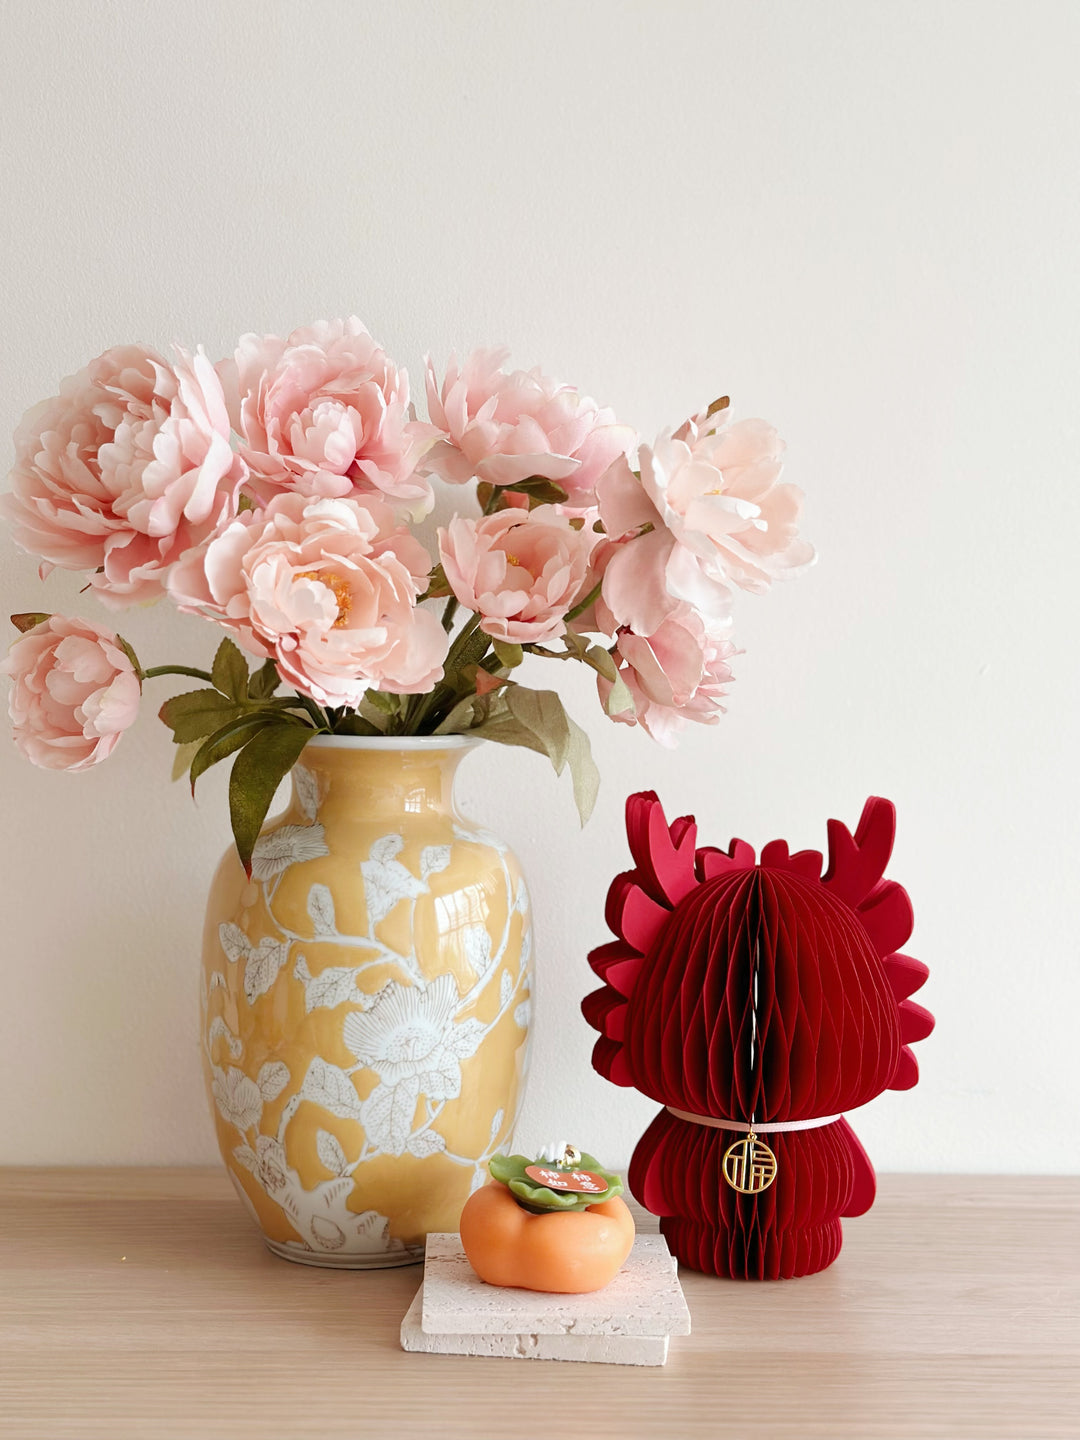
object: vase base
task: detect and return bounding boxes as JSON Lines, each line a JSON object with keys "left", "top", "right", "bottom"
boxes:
{"left": 262, "top": 1237, "right": 425, "bottom": 1270}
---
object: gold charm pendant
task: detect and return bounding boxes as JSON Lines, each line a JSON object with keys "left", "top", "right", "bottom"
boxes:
{"left": 722, "top": 1129, "right": 778, "bottom": 1194}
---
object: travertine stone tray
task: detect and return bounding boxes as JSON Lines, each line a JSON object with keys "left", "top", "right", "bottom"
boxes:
{"left": 400, "top": 1232, "right": 690, "bottom": 1366}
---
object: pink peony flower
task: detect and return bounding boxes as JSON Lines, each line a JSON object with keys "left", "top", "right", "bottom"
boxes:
{"left": 222, "top": 318, "right": 433, "bottom": 516}
{"left": 438, "top": 504, "right": 597, "bottom": 644}
{"left": 3, "top": 344, "right": 244, "bottom": 606}
{"left": 1, "top": 615, "right": 141, "bottom": 771}
{"left": 597, "top": 409, "right": 813, "bottom": 633}
{"left": 423, "top": 349, "right": 635, "bottom": 506}
{"left": 598, "top": 608, "right": 736, "bottom": 747}
{"left": 169, "top": 493, "right": 447, "bottom": 705}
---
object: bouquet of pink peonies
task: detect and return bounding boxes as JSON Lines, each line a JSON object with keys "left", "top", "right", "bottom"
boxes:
{"left": 1, "top": 318, "right": 813, "bottom": 871}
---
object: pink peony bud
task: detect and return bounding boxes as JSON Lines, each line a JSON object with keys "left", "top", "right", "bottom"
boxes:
{"left": 1, "top": 615, "right": 141, "bottom": 771}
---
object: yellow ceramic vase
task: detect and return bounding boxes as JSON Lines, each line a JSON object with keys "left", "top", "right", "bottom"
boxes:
{"left": 200, "top": 736, "right": 532, "bottom": 1268}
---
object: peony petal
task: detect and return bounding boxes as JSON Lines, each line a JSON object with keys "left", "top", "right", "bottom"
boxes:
{"left": 601, "top": 527, "right": 679, "bottom": 635}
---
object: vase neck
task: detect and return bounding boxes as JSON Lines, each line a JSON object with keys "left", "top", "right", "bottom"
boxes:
{"left": 292, "top": 741, "right": 473, "bottom": 823}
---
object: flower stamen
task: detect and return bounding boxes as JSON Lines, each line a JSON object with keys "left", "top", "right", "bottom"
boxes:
{"left": 297, "top": 569, "right": 351, "bottom": 627}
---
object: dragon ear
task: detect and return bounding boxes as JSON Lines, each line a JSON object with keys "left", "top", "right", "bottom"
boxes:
{"left": 625, "top": 791, "right": 698, "bottom": 907}
{"left": 585, "top": 792, "right": 699, "bottom": 1094}
{"left": 822, "top": 796, "right": 897, "bottom": 907}
{"left": 822, "top": 797, "right": 915, "bottom": 955}
{"left": 821, "top": 798, "right": 934, "bottom": 1094}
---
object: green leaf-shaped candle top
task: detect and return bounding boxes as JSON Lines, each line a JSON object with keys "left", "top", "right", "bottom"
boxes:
{"left": 489, "top": 1145, "right": 624, "bottom": 1213}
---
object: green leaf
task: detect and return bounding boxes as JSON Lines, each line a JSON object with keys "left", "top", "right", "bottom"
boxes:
{"left": 470, "top": 687, "right": 599, "bottom": 824}
{"left": 491, "top": 640, "right": 523, "bottom": 669}
{"left": 432, "top": 693, "right": 482, "bottom": 735}
{"left": 421, "top": 562, "right": 453, "bottom": 600}
{"left": 561, "top": 630, "right": 590, "bottom": 659}
{"left": 468, "top": 700, "right": 546, "bottom": 758}
{"left": 247, "top": 660, "right": 281, "bottom": 701}
{"left": 191, "top": 712, "right": 297, "bottom": 792}
{"left": 158, "top": 689, "right": 244, "bottom": 744}
{"left": 114, "top": 634, "right": 143, "bottom": 680}
{"left": 10, "top": 612, "right": 50, "bottom": 633}
{"left": 334, "top": 710, "right": 384, "bottom": 736}
{"left": 488, "top": 1151, "right": 623, "bottom": 1213}
{"left": 170, "top": 740, "right": 202, "bottom": 782}
{"left": 506, "top": 476, "right": 569, "bottom": 506}
{"left": 471, "top": 689, "right": 564, "bottom": 764}
{"left": 564, "top": 710, "right": 600, "bottom": 824}
{"left": 229, "top": 724, "right": 315, "bottom": 876}
{"left": 579, "top": 641, "right": 634, "bottom": 714}
{"left": 505, "top": 686, "right": 571, "bottom": 771}
{"left": 363, "top": 688, "right": 401, "bottom": 715}
{"left": 211, "top": 638, "right": 249, "bottom": 702}
{"left": 583, "top": 644, "right": 617, "bottom": 682}
{"left": 603, "top": 670, "right": 635, "bottom": 718}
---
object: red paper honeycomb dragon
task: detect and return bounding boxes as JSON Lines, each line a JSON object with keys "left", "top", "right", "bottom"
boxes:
{"left": 583, "top": 792, "right": 934, "bottom": 1279}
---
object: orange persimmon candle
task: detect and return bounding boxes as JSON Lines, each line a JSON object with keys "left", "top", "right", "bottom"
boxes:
{"left": 459, "top": 1145, "right": 635, "bottom": 1294}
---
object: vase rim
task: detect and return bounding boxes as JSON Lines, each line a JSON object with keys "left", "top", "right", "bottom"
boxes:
{"left": 303, "top": 733, "right": 479, "bottom": 752}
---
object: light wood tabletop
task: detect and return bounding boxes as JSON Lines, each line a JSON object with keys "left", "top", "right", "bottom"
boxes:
{"left": 1, "top": 1169, "right": 1077, "bottom": 1439}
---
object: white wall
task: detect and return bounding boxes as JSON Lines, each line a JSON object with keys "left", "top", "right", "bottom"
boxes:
{"left": 1, "top": 0, "right": 1077, "bottom": 1174}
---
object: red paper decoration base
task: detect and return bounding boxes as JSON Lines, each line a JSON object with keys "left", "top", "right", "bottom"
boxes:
{"left": 583, "top": 794, "right": 933, "bottom": 1280}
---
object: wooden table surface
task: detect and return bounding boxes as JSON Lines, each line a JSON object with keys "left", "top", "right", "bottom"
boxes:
{"left": 1, "top": 1169, "right": 1077, "bottom": 1439}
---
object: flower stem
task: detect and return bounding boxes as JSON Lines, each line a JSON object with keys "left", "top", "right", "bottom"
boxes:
{"left": 401, "top": 612, "right": 486, "bottom": 735}
{"left": 440, "top": 595, "right": 460, "bottom": 633}
{"left": 444, "top": 612, "right": 484, "bottom": 676}
{"left": 142, "top": 664, "right": 214, "bottom": 682}
{"left": 293, "top": 695, "right": 330, "bottom": 731}
{"left": 564, "top": 578, "right": 603, "bottom": 624}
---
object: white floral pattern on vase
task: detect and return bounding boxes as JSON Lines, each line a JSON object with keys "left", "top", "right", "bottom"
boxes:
{"left": 200, "top": 738, "right": 532, "bottom": 1268}
{"left": 344, "top": 975, "right": 485, "bottom": 1157}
